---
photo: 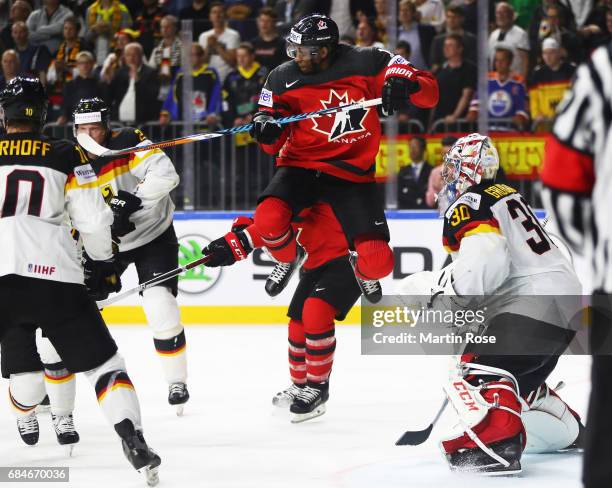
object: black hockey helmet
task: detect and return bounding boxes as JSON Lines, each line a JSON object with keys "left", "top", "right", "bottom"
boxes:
{"left": 72, "top": 97, "right": 111, "bottom": 136}
{"left": 286, "top": 13, "right": 339, "bottom": 58}
{"left": 0, "top": 77, "right": 48, "bottom": 129}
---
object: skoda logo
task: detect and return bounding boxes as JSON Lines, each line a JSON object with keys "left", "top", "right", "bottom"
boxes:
{"left": 177, "top": 234, "right": 222, "bottom": 294}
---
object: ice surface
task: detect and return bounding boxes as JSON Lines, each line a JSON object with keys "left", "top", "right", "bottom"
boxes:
{"left": 0, "top": 326, "right": 591, "bottom": 488}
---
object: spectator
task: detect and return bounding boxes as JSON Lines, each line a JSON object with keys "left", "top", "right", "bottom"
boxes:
{"left": 537, "top": 3, "right": 584, "bottom": 64}
{"left": 221, "top": 42, "right": 267, "bottom": 127}
{"left": 179, "top": 0, "right": 211, "bottom": 38}
{"left": 462, "top": 0, "right": 478, "bottom": 34}
{"left": 0, "top": 50, "right": 21, "bottom": 91}
{"left": 86, "top": 0, "right": 133, "bottom": 66}
{"left": 58, "top": 51, "right": 108, "bottom": 123}
{"left": 528, "top": 37, "right": 576, "bottom": 132}
{"left": 488, "top": 2, "right": 530, "bottom": 79}
{"left": 26, "top": 0, "right": 73, "bottom": 54}
{"left": 12, "top": 21, "right": 52, "bottom": 84}
{"left": 527, "top": 0, "right": 573, "bottom": 66}
{"left": 339, "top": 34, "right": 355, "bottom": 45}
{"left": 225, "top": 0, "right": 262, "bottom": 40}
{"left": 398, "top": 136, "right": 432, "bottom": 209}
{"left": 47, "top": 17, "right": 92, "bottom": 120}
{"left": 133, "top": 0, "right": 166, "bottom": 58}
{"left": 425, "top": 134, "right": 457, "bottom": 209}
{"left": 579, "top": 3, "right": 612, "bottom": 52}
{"left": 355, "top": 18, "right": 384, "bottom": 49}
{"left": 251, "top": 7, "right": 288, "bottom": 71}
{"left": 99, "top": 27, "right": 139, "bottom": 83}
{"left": 160, "top": 43, "right": 221, "bottom": 125}
{"left": 398, "top": 0, "right": 436, "bottom": 69}
{"left": 466, "top": 47, "right": 529, "bottom": 131}
{"left": 395, "top": 40, "right": 412, "bottom": 60}
{"left": 429, "top": 5, "right": 477, "bottom": 73}
{"left": 149, "top": 15, "right": 182, "bottom": 102}
{"left": 372, "top": 0, "right": 390, "bottom": 45}
{"left": 1, "top": 1, "right": 32, "bottom": 50}
{"left": 429, "top": 33, "right": 476, "bottom": 129}
{"left": 415, "top": 0, "right": 446, "bottom": 32}
{"left": 198, "top": 2, "right": 240, "bottom": 83}
{"left": 273, "top": 0, "right": 318, "bottom": 36}
{"left": 107, "top": 42, "right": 161, "bottom": 123}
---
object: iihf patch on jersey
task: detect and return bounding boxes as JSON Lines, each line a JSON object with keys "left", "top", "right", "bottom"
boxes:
{"left": 259, "top": 88, "right": 273, "bottom": 108}
{"left": 388, "top": 54, "right": 410, "bottom": 66}
{"left": 74, "top": 164, "right": 97, "bottom": 185}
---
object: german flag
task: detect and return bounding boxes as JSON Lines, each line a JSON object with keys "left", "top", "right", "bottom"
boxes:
{"left": 95, "top": 371, "right": 135, "bottom": 403}
{"left": 154, "top": 330, "right": 186, "bottom": 357}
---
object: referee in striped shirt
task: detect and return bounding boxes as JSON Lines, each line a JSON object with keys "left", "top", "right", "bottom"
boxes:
{"left": 541, "top": 41, "right": 612, "bottom": 488}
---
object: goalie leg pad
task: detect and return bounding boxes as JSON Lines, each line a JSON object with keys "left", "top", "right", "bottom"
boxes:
{"left": 441, "top": 359, "right": 524, "bottom": 474}
{"left": 522, "top": 383, "right": 582, "bottom": 453}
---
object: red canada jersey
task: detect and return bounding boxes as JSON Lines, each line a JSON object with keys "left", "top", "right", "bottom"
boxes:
{"left": 257, "top": 45, "right": 439, "bottom": 183}
{"left": 293, "top": 203, "right": 349, "bottom": 270}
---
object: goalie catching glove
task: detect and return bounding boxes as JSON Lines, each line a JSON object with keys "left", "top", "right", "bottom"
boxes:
{"left": 109, "top": 190, "right": 142, "bottom": 239}
{"left": 202, "top": 216, "right": 255, "bottom": 267}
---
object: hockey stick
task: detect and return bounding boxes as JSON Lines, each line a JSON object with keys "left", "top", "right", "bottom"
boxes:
{"left": 395, "top": 397, "right": 449, "bottom": 446}
{"left": 77, "top": 98, "right": 383, "bottom": 157}
{"left": 96, "top": 254, "right": 211, "bottom": 309}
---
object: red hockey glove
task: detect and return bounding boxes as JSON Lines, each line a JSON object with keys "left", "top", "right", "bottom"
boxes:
{"left": 249, "top": 111, "right": 284, "bottom": 145}
{"left": 231, "top": 216, "right": 254, "bottom": 233}
{"left": 382, "top": 63, "right": 421, "bottom": 116}
{"left": 202, "top": 231, "right": 253, "bottom": 267}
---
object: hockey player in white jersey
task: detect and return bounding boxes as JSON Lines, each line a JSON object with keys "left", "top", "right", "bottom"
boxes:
{"left": 0, "top": 77, "right": 161, "bottom": 485}
{"left": 397, "top": 133, "right": 584, "bottom": 474}
{"left": 72, "top": 98, "right": 189, "bottom": 414}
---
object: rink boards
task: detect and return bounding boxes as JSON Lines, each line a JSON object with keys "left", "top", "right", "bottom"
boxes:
{"left": 101, "top": 209, "right": 583, "bottom": 325}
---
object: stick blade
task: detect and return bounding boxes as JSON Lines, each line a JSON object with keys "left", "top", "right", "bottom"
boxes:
{"left": 395, "top": 424, "right": 434, "bottom": 446}
{"left": 77, "top": 132, "right": 111, "bottom": 157}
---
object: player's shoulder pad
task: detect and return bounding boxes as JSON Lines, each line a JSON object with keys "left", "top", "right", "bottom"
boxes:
{"left": 109, "top": 126, "right": 148, "bottom": 148}
{"left": 263, "top": 60, "right": 301, "bottom": 95}
{"left": 442, "top": 185, "right": 503, "bottom": 252}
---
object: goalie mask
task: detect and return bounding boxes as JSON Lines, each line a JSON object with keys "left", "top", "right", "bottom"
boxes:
{"left": 437, "top": 133, "right": 499, "bottom": 214}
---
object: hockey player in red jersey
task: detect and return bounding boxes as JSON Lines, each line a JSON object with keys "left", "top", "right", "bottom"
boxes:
{"left": 248, "top": 13, "right": 438, "bottom": 302}
{"left": 203, "top": 204, "right": 364, "bottom": 422}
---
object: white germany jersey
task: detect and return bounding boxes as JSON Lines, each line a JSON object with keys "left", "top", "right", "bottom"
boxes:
{"left": 443, "top": 182, "right": 581, "bottom": 295}
{"left": 541, "top": 42, "right": 612, "bottom": 292}
{"left": 88, "top": 127, "right": 180, "bottom": 252}
{"left": 0, "top": 132, "right": 113, "bottom": 284}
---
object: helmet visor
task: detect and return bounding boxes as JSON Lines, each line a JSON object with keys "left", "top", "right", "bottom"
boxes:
{"left": 286, "top": 41, "right": 320, "bottom": 60}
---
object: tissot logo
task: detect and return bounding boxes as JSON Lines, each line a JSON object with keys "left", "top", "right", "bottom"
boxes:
{"left": 311, "top": 90, "right": 370, "bottom": 142}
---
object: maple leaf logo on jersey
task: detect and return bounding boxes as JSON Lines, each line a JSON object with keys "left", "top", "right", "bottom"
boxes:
{"left": 312, "top": 90, "right": 370, "bottom": 142}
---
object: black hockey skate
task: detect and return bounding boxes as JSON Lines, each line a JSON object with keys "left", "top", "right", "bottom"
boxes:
{"left": 168, "top": 383, "right": 189, "bottom": 416}
{"left": 290, "top": 382, "right": 329, "bottom": 423}
{"left": 52, "top": 414, "right": 80, "bottom": 456}
{"left": 115, "top": 419, "right": 161, "bottom": 487}
{"left": 272, "top": 383, "right": 304, "bottom": 408}
{"left": 349, "top": 252, "right": 382, "bottom": 303}
{"left": 265, "top": 245, "right": 306, "bottom": 297}
{"left": 446, "top": 433, "right": 523, "bottom": 475}
{"left": 17, "top": 413, "right": 39, "bottom": 446}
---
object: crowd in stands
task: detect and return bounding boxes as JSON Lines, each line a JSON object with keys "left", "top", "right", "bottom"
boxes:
{"left": 0, "top": 0, "right": 609, "bottom": 209}
{"left": 0, "top": 0, "right": 607, "bottom": 131}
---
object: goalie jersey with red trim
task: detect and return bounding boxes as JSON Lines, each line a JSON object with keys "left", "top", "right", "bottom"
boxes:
{"left": 256, "top": 45, "right": 439, "bottom": 183}
{"left": 0, "top": 133, "right": 113, "bottom": 284}
{"left": 442, "top": 182, "right": 576, "bottom": 281}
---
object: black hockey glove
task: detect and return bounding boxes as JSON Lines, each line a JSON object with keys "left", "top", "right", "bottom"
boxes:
{"left": 202, "top": 218, "right": 254, "bottom": 267}
{"left": 83, "top": 255, "right": 122, "bottom": 301}
{"left": 249, "top": 111, "right": 284, "bottom": 145}
{"left": 109, "top": 190, "right": 143, "bottom": 239}
{"left": 381, "top": 76, "right": 420, "bottom": 116}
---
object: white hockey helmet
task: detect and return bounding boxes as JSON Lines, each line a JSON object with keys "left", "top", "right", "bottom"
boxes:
{"left": 437, "top": 133, "right": 499, "bottom": 213}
